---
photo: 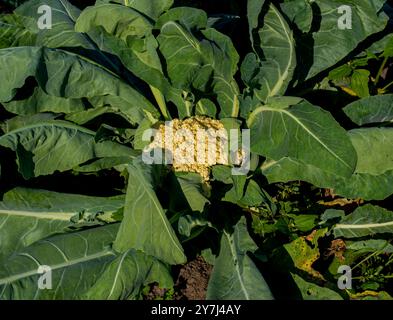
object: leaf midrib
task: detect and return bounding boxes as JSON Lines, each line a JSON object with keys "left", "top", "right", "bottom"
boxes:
{"left": 225, "top": 231, "right": 249, "bottom": 300}
{"left": 0, "top": 249, "right": 115, "bottom": 285}
{"left": 335, "top": 220, "right": 393, "bottom": 230}
{"left": 248, "top": 105, "right": 352, "bottom": 170}
{"left": 0, "top": 209, "right": 74, "bottom": 220}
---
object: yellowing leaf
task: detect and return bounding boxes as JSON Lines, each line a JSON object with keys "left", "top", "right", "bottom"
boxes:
{"left": 283, "top": 228, "right": 328, "bottom": 280}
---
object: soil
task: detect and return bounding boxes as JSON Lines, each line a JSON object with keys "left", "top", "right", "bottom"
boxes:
{"left": 145, "top": 256, "right": 213, "bottom": 300}
{"left": 0, "top": 1, "right": 12, "bottom": 13}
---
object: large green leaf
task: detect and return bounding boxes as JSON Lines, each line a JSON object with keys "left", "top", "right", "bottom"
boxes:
{"left": 0, "top": 224, "right": 169, "bottom": 299}
{"left": 157, "top": 10, "right": 240, "bottom": 117}
{"left": 0, "top": 224, "right": 119, "bottom": 299}
{"left": 262, "top": 157, "right": 393, "bottom": 201}
{"left": 15, "top": 0, "right": 164, "bottom": 118}
{"left": 206, "top": 217, "right": 273, "bottom": 300}
{"left": 0, "top": 121, "right": 136, "bottom": 178}
{"left": 80, "top": 250, "right": 172, "bottom": 300}
{"left": 299, "top": 0, "right": 388, "bottom": 79}
{"left": 74, "top": 4, "right": 176, "bottom": 119}
{"left": 343, "top": 95, "right": 393, "bottom": 125}
{"left": 113, "top": 161, "right": 186, "bottom": 265}
{"left": 248, "top": 100, "right": 357, "bottom": 178}
{"left": 0, "top": 46, "right": 158, "bottom": 123}
{"left": 261, "top": 126, "right": 393, "bottom": 200}
{"left": 350, "top": 128, "right": 393, "bottom": 175}
{"left": 334, "top": 204, "right": 393, "bottom": 238}
{"left": 15, "top": 0, "right": 91, "bottom": 48}
{"left": 242, "top": 2, "right": 296, "bottom": 101}
{"left": 0, "top": 187, "right": 124, "bottom": 262}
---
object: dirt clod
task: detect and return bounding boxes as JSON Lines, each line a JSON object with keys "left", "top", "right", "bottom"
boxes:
{"left": 174, "top": 256, "right": 213, "bottom": 300}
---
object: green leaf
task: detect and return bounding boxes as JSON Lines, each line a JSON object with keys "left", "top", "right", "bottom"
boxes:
{"left": 247, "top": 0, "right": 265, "bottom": 46}
{"left": 212, "top": 165, "right": 233, "bottom": 184}
{"left": 262, "top": 157, "right": 393, "bottom": 201}
{"left": 334, "top": 204, "right": 393, "bottom": 238}
{"left": 223, "top": 175, "right": 247, "bottom": 204}
{"left": 178, "top": 213, "right": 212, "bottom": 239}
{"left": 0, "top": 14, "right": 36, "bottom": 48}
{"left": 0, "top": 113, "right": 58, "bottom": 133}
{"left": 74, "top": 157, "right": 133, "bottom": 173}
{"left": 74, "top": 4, "right": 180, "bottom": 120}
{"left": 0, "top": 47, "right": 158, "bottom": 123}
{"left": 242, "top": 3, "right": 296, "bottom": 101}
{"left": 113, "top": 161, "right": 186, "bottom": 265}
{"left": 0, "top": 224, "right": 120, "bottom": 299}
{"left": 303, "top": 0, "right": 388, "bottom": 79}
{"left": 16, "top": 0, "right": 168, "bottom": 121}
{"left": 206, "top": 217, "right": 273, "bottom": 300}
{"left": 291, "top": 273, "right": 343, "bottom": 300}
{"left": 383, "top": 35, "right": 393, "bottom": 58}
{"left": 195, "top": 99, "right": 217, "bottom": 118}
{"left": 3, "top": 87, "right": 85, "bottom": 116}
{"left": 350, "top": 128, "right": 393, "bottom": 175}
{"left": 0, "top": 224, "right": 168, "bottom": 299}
{"left": 259, "top": 116, "right": 393, "bottom": 200}
{"left": 350, "top": 69, "right": 370, "bottom": 98}
{"left": 343, "top": 95, "right": 393, "bottom": 125}
{"left": 175, "top": 172, "right": 210, "bottom": 213}
{"left": 248, "top": 100, "right": 357, "bottom": 178}
{"left": 347, "top": 240, "right": 393, "bottom": 254}
{"left": 102, "top": 0, "right": 174, "bottom": 21}
{"left": 155, "top": 7, "right": 207, "bottom": 30}
{"left": 0, "top": 121, "right": 136, "bottom": 178}
{"left": 0, "top": 187, "right": 124, "bottom": 262}
{"left": 80, "top": 250, "right": 172, "bottom": 300}
{"left": 157, "top": 15, "right": 240, "bottom": 117}
{"left": 15, "top": 0, "right": 91, "bottom": 48}
{"left": 320, "top": 209, "right": 345, "bottom": 223}
{"left": 65, "top": 107, "right": 126, "bottom": 125}
{"left": 328, "top": 64, "right": 353, "bottom": 81}
{"left": 240, "top": 180, "right": 272, "bottom": 208}
{"left": 280, "top": 0, "right": 313, "bottom": 33}
{"left": 288, "top": 214, "right": 318, "bottom": 233}
{"left": 75, "top": 4, "right": 153, "bottom": 41}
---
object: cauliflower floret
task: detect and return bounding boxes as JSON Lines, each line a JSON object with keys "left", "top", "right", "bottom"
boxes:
{"left": 148, "top": 116, "right": 241, "bottom": 182}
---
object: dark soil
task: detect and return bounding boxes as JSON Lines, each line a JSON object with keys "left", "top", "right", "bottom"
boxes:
{"left": 0, "top": 1, "right": 12, "bottom": 13}
{"left": 174, "top": 256, "right": 213, "bottom": 300}
{"left": 145, "top": 256, "right": 213, "bottom": 300}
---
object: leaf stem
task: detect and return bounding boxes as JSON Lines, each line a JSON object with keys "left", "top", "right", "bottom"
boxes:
{"left": 381, "top": 80, "right": 393, "bottom": 92}
{"left": 375, "top": 56, "right": 388, "bottom": 85}
{"left": 352, "top": 250, "right": 380, "bottom": 270}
